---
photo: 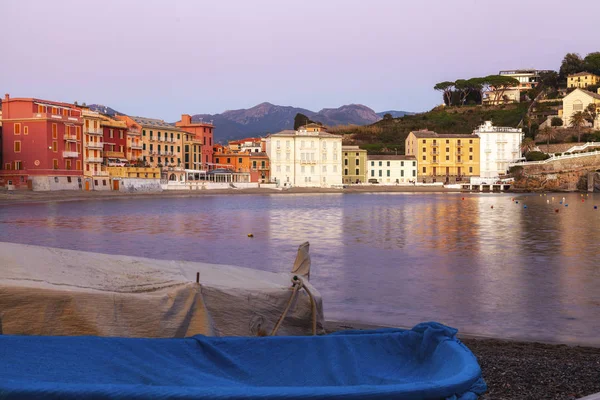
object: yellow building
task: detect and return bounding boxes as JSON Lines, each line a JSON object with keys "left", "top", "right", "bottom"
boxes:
{"left": 183, "top": 136, "right": 203, "bottom": 170}
{"left": 130, "top": 116, "right": 187, "bottom": 168}
{"left": 81, "top": 109, "right": 107, "bottom": 179}
{"left": 342, "top": 145, "right": 368, "bottom": 184}
{"left": 567, "top": 72, "right": 600, "bottom": 89}
{"left": 405, "top": 130, "right": 480, "bottom": 183}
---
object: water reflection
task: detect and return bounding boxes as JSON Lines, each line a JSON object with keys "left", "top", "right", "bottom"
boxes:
{"left": 1, "top": 192, "right": 600, "bottom": 345}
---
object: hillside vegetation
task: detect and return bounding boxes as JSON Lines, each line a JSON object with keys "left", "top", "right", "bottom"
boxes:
{"left": 331, "top": 103, "right": 530, "bottom": 154}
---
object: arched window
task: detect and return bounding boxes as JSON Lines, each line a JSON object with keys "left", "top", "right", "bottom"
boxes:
{"left": 169, "top": 173, "right": 176, "bottom": 181}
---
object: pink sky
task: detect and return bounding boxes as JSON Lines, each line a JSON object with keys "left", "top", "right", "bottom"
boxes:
{"left": 1, "top": 0, "right": 599, "bottom": 120}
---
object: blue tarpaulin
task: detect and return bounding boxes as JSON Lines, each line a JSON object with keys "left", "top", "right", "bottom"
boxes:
{"left": 0, "top": 322, "right": 486, "bottom": 399}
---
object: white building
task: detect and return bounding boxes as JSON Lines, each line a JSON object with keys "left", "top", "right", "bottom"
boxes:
{"left": 561, "top": 88, "right": 600, "bottom": 129}
{"left": 367, "top": 155, "right": 417, "bottom": 184}
{"left": 473, "top": 121, "right": 523, "bottom": 179}
{"left": 265, "top": 124, "right": 342, "bottom": 187}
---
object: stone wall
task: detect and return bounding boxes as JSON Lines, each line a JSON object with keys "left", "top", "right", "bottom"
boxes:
{"left": 31, "top": 176, "right": 82, "bottom": 191}
{"left": 118, "top": 178, "right": 162, "bottom": 192}
{"left": 513, "top": 154, "right": 600, "bottom": 191}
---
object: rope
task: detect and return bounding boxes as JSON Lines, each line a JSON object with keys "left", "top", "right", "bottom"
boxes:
{"left": 270, "top": 276, "right": 302, "bottom": 336}
{"left": 270, "top": 276, "right": 319, "bottom": 336}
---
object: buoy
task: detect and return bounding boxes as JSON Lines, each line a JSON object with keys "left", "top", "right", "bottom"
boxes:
{"left": 582, "top": 199, "right": 585, "bottom": 202}
{"left": 552, "top": 197, "right": 555, "bottom": 200}
{"left": 247, "top": 233, "right": 254, "bottom": 238}
{"left": 512, "top": 198, "right": 514, "bottom": 201}
{"left": 555, "top": 209, "right": 559, "bottom": 213}
{"left": 491, "top": 205, "right": 494, "bottom": 209}
{"left": 594, "top": 206, "right": 598, "bottom": 210}
{"left": 559, "top": 201, "right": 563, "bottom": 204}
{"left": 462, "top": 197, "right": 465, "bottom": 200}
{"left": 516, "top": 201, "right": 519, "bottom": 204}
{"left": 547, "top": 200, "right": 550, "bottom": 204}
{"left": 523, "top": 205, "right": 527, "bottom": 209}
{"left": 565, "top": 204, "right": 569, "bottom": 207}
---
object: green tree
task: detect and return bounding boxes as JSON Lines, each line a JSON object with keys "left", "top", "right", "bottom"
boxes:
{"left": 559, "top": 53, "right": 585, "bottom": 81}
{"left": 434, "top": 81, "right": 454, "bottom": 106}
{"left": 538, "top": 71, "right": 559, "bottom": 90}
{"left": 551, "top": 117, "right": 563, "bottom": 127}
{"left": 485, "top": 75, "right": 520, "bottom": 104}
{"left": 382, "top": 113, "right": 393, "bottom": 121}
{"left": 520, "top": 137, "right": 535, "bottom": 154}
{"left": 539, "top": 126, "right": 557, "bottom": 153}
{"left": 584, "top": 103, "right": 597, "bottom": 125}
{"left": 583, "top": 52, "right": 600, "bottom": 76}
{"left": 455, "top": 78, "right": 483, "bottom": 106}
{"left": 294, "top": 113, "right": 312, "bottom": 130}
{"left": 570, "top": 111, "right": 587, "bottom": 142}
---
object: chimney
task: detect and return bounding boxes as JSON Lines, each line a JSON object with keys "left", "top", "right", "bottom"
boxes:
{"left": 182, "top": 114, "right": 191, "bottom": 125}
{"left": 4, "top": 94, "right": 9, "bottom": 101}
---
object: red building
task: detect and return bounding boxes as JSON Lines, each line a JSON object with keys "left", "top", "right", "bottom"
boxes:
{"left": 0, "top": 94, "right": 84, "bottom": 190}
{"left": 175, "top": 114, "right": 214, "bottom": 168}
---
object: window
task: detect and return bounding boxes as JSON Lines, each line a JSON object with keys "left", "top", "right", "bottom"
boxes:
{"left": 76, "top": 126, "right": 81, "bottom": 138}
{"left": 23, "top": 126, "right": 29, "bottom": 135}
{"left": 469, "top": 140, "right": 473, "bottom": 144}
{"left": 422, "top": 140, "right": 426, "bottom": 143}
{"left": 371, "top": 170, "right": 374, "bottom": 177}
{"left": 4, "top": 163, "right": 10, "bottom": 170}
{"left": 94, "top": 180, "right": 99, "bottom": 186}
{"left": 413, "top": 170, "right": 416, "bottom": 177}
{"left": 344, "top": 168, "right": 348, "bottom": 175}
{"left": 422, "top": 147, "right": 426, "bottom": 153}
{"left": 401, "top": 170, "right": 404, "bottom": 177}
{"left": 227, "top": 158, "right": 231, "bottom": 163}
{"left": 469, "top": 155, "right": 473, "bottom": 160}
{"left": 177, "top": 146, "right": 180, "bottom": 152}
{"left": 53, "top": 159, "right": 59, "bottom": 169}
{"left": 310, "top": 166, "right": 315, "bottom": 174}
{"left": 119, "top": 145, "right": 124, "bottom": 152}
{"left": 103, "top": 180, "right": 107, "bottom": 186}
{"left": 143, "top": 143, "right": 146, "bottom": 150}
{"left": 469, "top": 147, "right": 473, "bottom": 152}
{"left": 143, "top": 130, "right": 146, "bottom": 136}
{"left": 238, "top": 158, "right": 242, "bottom": 163}
{"left": 413, "top": 161, "right": 416, "bottom": 167}
{"left": 65, "top": 159, "right": 71, "bottom": 170}
{"left": 14, "top": 141, "right": 21, "bottom": 152}
{"left": 52, "top": 124, "right": 58, "bottom": 138}
{"left": 379, "top": 170, "right": 382, "bottom": 177}
{"left": 52, "top": 141, "right": 58, "bottom": 152}
{"left": 371, "top": 161, "right": 374, "bottom": 166}
{"left": 93, "top": 121, "right": 98, "bottom": 129}
{"left": 14, "top": 123, "right": 21, "bottom": 135}
{"left": 300, "top": 166, "right": 306, "bottom": 173}
{"left": 14, "top": 161, "right": 22, "bottom": 170}
{"left": 345, "top": 159, "right": 348, "bottom": 165}
{"left": 422, "top": 167, "right": 426, "bottom": 173}
{"left": 379, "top": 161, "right": 382, "bottom": 166}
{"left": 109, "top": 129, "right": 114, "bottom": 138}
{"left": 323, "top": 166, "right": 327, "bottom": 173}
{"left": 355, "top": 168, "right": 359, "bottom": 175}
{"left": 446, "top": 148, "right": 449, "bottom": 153}
{"left": 355, "top": 159, "right": 359, "bottom": 165}
{"left": 119, "top": 130, "right": 124, "bottom": 139}
{"left": 177, "top": 134, "right": 180, "bottom": 140}
{"left": 422, "top": 155, "right": 426, "bottom": 160}
{"left": 446, "top": 140, "right": 449, "bottom": 144}
{"left": 387, "top": 161, "right": 390, "bottom": 167}
{"left": 469, "top": 167, "right": 473, "bottom": 173}
{"left": 52, "top": 107, "right": 58, "bottom": 114}
{"left": 387, "top": 170, "right": 390, "bottom": 177}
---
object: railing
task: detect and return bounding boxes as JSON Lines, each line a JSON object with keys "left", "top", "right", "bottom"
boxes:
{"left": 510, "top": 149, "right": 600, "bottom": 166}
{"left": 128, "top": 129, "right": 141, "bottom": 136}
{"left": 496, "top": 139, "right": 508, "bottom": 143}
{"left": 84, "top": 127, "right": 103, "bottom": 135}
{"left": 63, "top": 134, "right": 78, "bottom": 141}
{"left": 129, "top": 143, "right": 143, "bottom": 149}
{"left": 86, "top": 142, "right": 104, "bottom": 149}
{"left": 563, "top": 142, "right": 600, "bottom": 154}
{"left": 431, "top": 143, "right": 439, "bottom": 147}
{"left": 300, "top": 160, "right": 317, "bottom": 164}
{"left": 430, "top": 151, "right": 439, "bottom": 155}
{"left": 431, "top": 160, "right": 439, "bottom": 164}
{"left": 94, "top": 170, "right": 110, "bottom": 176}
{"left": 87, "top": 156, "right": 103, "bottom": 163}
{"left": 33, "top": 112, "right": 82, "bottom": 123}
{"left": 455, "top": 159, "right": 463, "bottom": 164}
{"left": 63, "top": 151, "right": 79, "bottom": 158}
{"left": 105, "top": 151, "right": 124, "bottom": 158}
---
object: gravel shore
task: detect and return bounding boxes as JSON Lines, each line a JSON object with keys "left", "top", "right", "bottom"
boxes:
{"left": 0, "top": 185, "right": 460, "bottom": 205}
{"left": 325, "top": 321, "right": 600, "bottom": 400}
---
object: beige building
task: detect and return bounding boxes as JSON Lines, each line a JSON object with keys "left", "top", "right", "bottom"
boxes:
{"left": 567, "top": 72, "right": 600, "bottom": 89}
{"left": 342, "top": 145, "right": 368, "bottom": 184}
{"left": 131, "top": 116, "right": 187, "bottom": 168}
{"left": 405, "top": 130, "right": 480, "bottom": 183}
{"left": 367, "top": 155, "right": 417, "bottom": 184}
{"left": 81, "top": 109, "right": 108, "bottom": 180}
{"left": 561, "top": 88, "right": 600, "bottom": 129}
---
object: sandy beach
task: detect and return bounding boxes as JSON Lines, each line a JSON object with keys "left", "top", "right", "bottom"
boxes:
{"left": 0, "top": 185, "right": 461, "bottom": 206}
{"left": 325, "top": 321, "right": 600, "bottom": 400}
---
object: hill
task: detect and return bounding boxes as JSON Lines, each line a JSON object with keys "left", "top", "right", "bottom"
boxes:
{"left": 86, "top": 104, "right": 125, "bottom": 117}
{"left": 192, "top": 103, "right": 382, "bottom": 142}
{"left": 376, "top": 110, "right": 414, "bottom": 118}
{"left": 331, "top": 103, "right": 530, "bottom": 154}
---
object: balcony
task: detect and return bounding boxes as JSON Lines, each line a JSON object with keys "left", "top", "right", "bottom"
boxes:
{"left": 33, "top": 112, "right": 82, "bottom": 123}
{"left": 430, "top": 151, "right": 439, "bottom": 155}
{"left": 87, "top": 156, "right": 103, "bottom": 163}
{"left": 431, "top": 142, "right": 439, "bottom": 147}
{"left": 94, "top": 170, "right": 110, "bottom": 177}
{"left": 130, "top": 143, "right": 143, "bottom": 149}
{"left": 300, "top": 159, "right": 317, "bottom": 164}
{"left": 455, "top": 159, "right": 463, "bottom": 164}
{"left": 496, "top": 139, "right": 508, "bottom": 144}
{"left": 63, "top": 151, "right": 80, "bottom": 158}
{"left": 456, "top": 143, "right": 464, "bottom": 147}
{"left": 127, "top": 128, "right": 141, "bottom": 136}
{"left": 86, "top": 141, "right": 104, "bottom": 149}
{"left": 84, "top": 127, "right": 103, "bottom": 135}
{"left": 431, "top": 159, "right": 439, "bottom": 164}
{"left": 63, "top": 134, "right": 78, "bottom": 141}
{"left": 105, "top": 151, "right": 124, "bottom": 158}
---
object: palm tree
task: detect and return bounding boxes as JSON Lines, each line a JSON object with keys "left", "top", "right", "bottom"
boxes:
{"left": 570, "top": 111, "right": 587, "bottom": 142}
{"left": 539, "top": 127, "right": 557, "bottom": 153}
{"left": 520, "top": 137, "right": 535, "bottom": 155}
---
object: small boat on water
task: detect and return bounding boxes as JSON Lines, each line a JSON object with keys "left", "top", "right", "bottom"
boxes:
{"left": 0, "top": 322, "right": 486, "bottom": 399}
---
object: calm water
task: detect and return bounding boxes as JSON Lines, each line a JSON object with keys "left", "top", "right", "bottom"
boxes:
{"left": 1, "top": 192, "right": 600, "bottom": 345}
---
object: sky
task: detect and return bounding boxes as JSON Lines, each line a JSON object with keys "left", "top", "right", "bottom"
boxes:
{"left": 1, "top": 0, "right": 599, "bottom": 121}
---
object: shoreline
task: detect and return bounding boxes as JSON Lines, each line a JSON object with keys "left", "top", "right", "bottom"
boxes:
{"left": 327, "top": 321, "right": 600, "bottom": 400}
{"left": 0, "top": 185, "right": 464, "bottom": 205}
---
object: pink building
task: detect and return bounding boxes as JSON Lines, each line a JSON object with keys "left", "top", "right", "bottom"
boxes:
{"left": 0, "top": 94, "right": 84, "bottom": 190}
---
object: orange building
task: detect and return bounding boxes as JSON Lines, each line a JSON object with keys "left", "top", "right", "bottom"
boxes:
{"left": 213, "top": 151, "right": 270, "bottom": 182}
{"left": 175, "top": 114, "right": 214, "bottom": 167}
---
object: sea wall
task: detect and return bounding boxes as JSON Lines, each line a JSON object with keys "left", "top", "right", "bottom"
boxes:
{"left": 118, "top": 178, "right": 162, "bottom": 192}
{"left": 31, "top": 176, "right": 82, "bottom": 191}
{"left": 513, "top": 154, "right": 600, "bottom": 191}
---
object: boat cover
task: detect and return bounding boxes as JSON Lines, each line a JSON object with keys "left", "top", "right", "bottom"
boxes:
{"left": 0, "top": 322, "right": 486, "bottom": 400}
{"left": 0, "top": 242, "right": 323, "bottom": 337}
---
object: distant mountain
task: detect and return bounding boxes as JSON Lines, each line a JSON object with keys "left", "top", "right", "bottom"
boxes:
{"left": 86, "top": 104, "right": 124, "bottom": 117}
{"left": 376, "top": 110, "right": 414, "bottom": 118}
{"left": 193, "top": 102, "right": 382, "bottom": 142}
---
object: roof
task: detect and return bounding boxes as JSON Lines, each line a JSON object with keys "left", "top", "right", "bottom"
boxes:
{"left": 567, "top": 88, "right": 600, "bottom": 100}
{"left": 568, "top": 71, "right": 600, "bottom": 78}
{"left": 130, "top": 116, "right": 184, "bottom": 131}
{"left": 409, "top": 130, "right": 477, "bottom": 139}
{"left": 250, "top": 152, "right": 268, "bottom": 157}
{"left": 367, "top": 155, "right": 416, "bottom": 161}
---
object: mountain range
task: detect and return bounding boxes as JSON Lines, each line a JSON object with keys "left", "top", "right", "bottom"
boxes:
{"left": 88, "top": 102, "right": 413, "bottom": 142}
